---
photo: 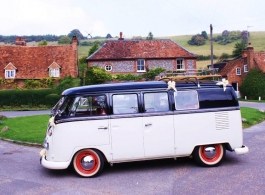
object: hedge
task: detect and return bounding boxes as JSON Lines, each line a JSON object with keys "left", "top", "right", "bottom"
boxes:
{"left": 0, "top": 89, "right": 60, "bottom": 107}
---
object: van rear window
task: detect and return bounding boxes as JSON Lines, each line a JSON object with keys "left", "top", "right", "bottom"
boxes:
{"left": 174, "top": 91, "right": 199, "bottom": 110}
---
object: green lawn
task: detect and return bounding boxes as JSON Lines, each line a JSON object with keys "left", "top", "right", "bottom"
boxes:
{"left": 0, "top": 107, "right": 264, "bottom": 144}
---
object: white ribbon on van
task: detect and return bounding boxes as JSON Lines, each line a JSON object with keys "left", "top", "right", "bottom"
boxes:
{"left": 216, "top": 78, "right": 229, "bottom": 91}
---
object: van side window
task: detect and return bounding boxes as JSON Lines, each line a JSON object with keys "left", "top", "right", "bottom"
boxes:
{"left": 69, "top": 95, "right": 106, "bottom": 116}
{"left": 113, "top": 94, "right": 138, "bottom": 114}
{"left": 144, "top": 92, "right": 169, "bottom": 112}
{"left": 175, "top": 91, "right": 199, "bottom": 110}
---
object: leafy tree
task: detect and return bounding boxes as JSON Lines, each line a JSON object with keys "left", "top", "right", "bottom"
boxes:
{"left": 201, "top": 31, "right": 208, "bottom": 40}
{"left": 38, "top": 40, "right": 48, "bottom": 46}
{"left": 68, "top": 29, "right": 85, "bottom": 40}
{"left": 58, "top": 36, "right": 71, "bottom": 44}
{"left": 146, "top": 32, "right": 154, "bottom": 40}
{"left": 240, "top": 69, "right": 265, "bottom": 99}
{"left": 88, "top": 43, "right": 99, "bottom": 56}
{"left": 241, "top": 30, "right": 250, "bottom": 44}
{"left": 232, "top": 41, "right": 247, "bottom": 57}
{"left": 84, "top": 66, "right": 112, "bottom": 85}
{"left": 219, "top": 53, "right": 231, "bottom": 60}
{"left": 106, "top": 34, "right": 112, "bottom": 38}
{"left": 55, "top": 76, "right": 79, "bottom": 94}
{"left": 188, "top": 35, "right": 206, "bottom": 46}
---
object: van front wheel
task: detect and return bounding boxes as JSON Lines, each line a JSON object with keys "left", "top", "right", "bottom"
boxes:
{"left": 73, "top": 149, "right": 104, "bottom": 177}
{"left": 193, "top": 144, "right": 225, "bottom": 167}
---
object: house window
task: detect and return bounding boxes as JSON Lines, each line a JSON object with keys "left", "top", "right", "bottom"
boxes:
{"left": 244, "top": 64, "right": 248, "bottom": 72}
{"left": 177, "top": 59, "right": 184, "bottom": 70}
{"left": 105, "top": 65, "right": 112, "bottom": 72}
{"left": 137, "top": 59, "right": 145, "bottom": 72}
{"left": 5, "top": 70, "right": 16, "bottom": 78}
{"left": 236, "top": 67, "right": 241, "bottom": 75}
{"left": 49, "top": 68, "right": 60, "bottom": 77}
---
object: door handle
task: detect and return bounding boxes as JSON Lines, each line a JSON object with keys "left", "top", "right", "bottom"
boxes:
{"left": 98, "top": 127, "right": 108, "bottom": 130}
{"left": 145, "top": 123, "right": 152, "bottom": 127}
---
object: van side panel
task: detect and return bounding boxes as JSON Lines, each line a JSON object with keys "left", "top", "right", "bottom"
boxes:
{"left": 174, "top": 110, "right": 243, "bottom": 156}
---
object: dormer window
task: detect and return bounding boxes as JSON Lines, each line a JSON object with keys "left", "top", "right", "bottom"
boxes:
{"left": 48, "top": 62, "right": 61, "bottom": 77}
{"left": 4, "top": 62, "right": 17, "bottom": 79}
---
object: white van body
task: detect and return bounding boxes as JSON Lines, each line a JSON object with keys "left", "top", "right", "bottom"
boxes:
{"left": 40, "top": 79, "right": 248, "bottom": 177}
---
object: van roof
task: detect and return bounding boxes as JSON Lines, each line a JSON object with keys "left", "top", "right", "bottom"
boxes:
{"left": 62, "top": 80, "right": 226, "bottom": 96}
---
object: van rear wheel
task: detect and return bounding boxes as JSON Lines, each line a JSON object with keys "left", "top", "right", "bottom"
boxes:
{"left": 73, "top": 149, "right": 104, "bottom": 177}
{"left": 193, "top": 144, "right": 225, "bottom": 167}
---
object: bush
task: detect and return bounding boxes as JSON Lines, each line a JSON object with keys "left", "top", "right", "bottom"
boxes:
{"left": 142, "top": 67, "right": 166, "bottom": 80}
{"left": 55, "top": 76, "right": 80, "bottom": 94}
{"left": 85, "top": 66, "right": 112, "bottom": 85}
{"left": 0, "top": 89, "right": 55, "bottom": 107}
{"left": 45, "top": 94, "right": 61, "bottom": 106}
{"left": 240, "top": 69, "right": 265, "bottom": 99}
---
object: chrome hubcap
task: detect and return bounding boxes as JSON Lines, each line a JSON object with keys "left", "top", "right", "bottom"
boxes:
{"left": 203, "top": 146, "right": 216, "bottom": 158}
{"left": 81, "top": 155, "right": 95, "bottom": 170}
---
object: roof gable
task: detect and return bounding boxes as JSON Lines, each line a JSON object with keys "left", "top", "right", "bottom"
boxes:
{"left": 48, "top": 61, "right": 61, "bottom": 69}
{"left": 219, "top": 58, "right": 245, "bottom": 76}
{"left": 254, "top": 52, "right": 265, "bottom": 73}
{"left": 4, "top": 62, "right": 17, "bottom": 70}
{"left": 87, "top": 39, "right": 196, "bottom": 60}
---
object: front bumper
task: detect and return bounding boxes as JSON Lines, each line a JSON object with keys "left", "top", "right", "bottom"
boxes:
{"left": 40, "top": 149, "right": 71, "bottom": 170}
{"left": 234, "top": 145, "right": 249, "bottom": 155}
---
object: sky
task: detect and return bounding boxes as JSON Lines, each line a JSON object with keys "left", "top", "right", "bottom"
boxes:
{"left": 0, "top": 0, "right": 265, "bottom": 38}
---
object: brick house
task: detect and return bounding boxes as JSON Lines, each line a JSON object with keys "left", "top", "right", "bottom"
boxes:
{"left": 218, "top": 43, "right": 265, "bottom": 96}
{"left": 86, "top": 32, "right": 197, "bottom": 75}
{"left": 0, "top": 36, "right": 78, "bottom": 88}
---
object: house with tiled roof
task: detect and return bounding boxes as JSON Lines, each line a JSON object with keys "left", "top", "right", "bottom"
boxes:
{"left": 86, "top": 32, "right": 197, "bottom": 75}
{"left": 218, "top": 43, "right": 265, "bottom": 96}
{"left": 0, "top": 36, "right": 78, "bottom": 89}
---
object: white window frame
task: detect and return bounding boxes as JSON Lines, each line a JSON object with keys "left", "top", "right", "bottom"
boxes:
{"left": 176, "top": 59, "right": 184, "bottom": 70}
{"left": 5, "top": 70, "right": 16, "bottom": 78}
{"left": 244, "top": 64, "right": 248, "bottom": 72}
{"left": 236, "top": 67, "right": 241, "bottom": 75}
{"left": 49, "top": 68, "right": 60, "bottom": 77}
{"left": 137, "top": 59, "right": 145, "bottom": 72}
{"left": 105, "top": 65, "right": 112, "bottom": 72}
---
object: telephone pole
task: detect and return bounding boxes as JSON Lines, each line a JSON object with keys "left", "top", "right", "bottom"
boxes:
{"left": 210, "top": 24, "right": 213, "bottom": 71}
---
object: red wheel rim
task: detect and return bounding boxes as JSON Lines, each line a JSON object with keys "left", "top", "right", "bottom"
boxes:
{"left": 75, "top": 151, "right": 99, "bottom": 175}
{"left": 200, "top": 144, "right": 222, "bottom": 163}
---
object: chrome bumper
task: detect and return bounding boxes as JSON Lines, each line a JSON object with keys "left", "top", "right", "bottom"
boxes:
{"left": 234, "top": 145, "right": 249, "bottom": 155}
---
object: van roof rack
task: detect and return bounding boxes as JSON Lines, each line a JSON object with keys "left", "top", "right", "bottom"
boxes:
{"left": 159, "top": 75, "right": 222, "bottom": 88}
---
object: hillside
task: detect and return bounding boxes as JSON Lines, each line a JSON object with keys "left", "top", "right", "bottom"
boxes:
{"left": 2, "top": 31, "right": 265, "bottom": 69}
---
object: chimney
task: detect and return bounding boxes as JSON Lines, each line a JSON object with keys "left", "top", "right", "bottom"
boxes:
{"left": 15, "top": 37, "right": 26, "bottom": 46}
{"left": 118, "top": 32, "right": 124, "bottom": 40}
{"left": 71, "top": 36, "right": 78, "bottom": 50}
{"left": 247, "top": 43, "right": 254, "bottom": 70}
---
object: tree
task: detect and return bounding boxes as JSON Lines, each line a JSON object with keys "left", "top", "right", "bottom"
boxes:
{"left": 38, "top": 40, "right": 48, "bottom": 46}
{"left": 240, "top": 69, "right": 265, "bottom": 100}
{"left": 232, "top": 41, "right": 247, "bottom": 57}
{"left": 146, "top": 32, "right": 154, "bottom": 40}
{"left": 188, "top": 35, "right": 206, "bottom": 46}
{"left": 106, "top": 34, "right": 112, "bottom": 38}
{"left": 88, "top": 43, "right": 99, "bottom": 56}
{"left": 201, "top": 31, "right": 208, "bottom": 40}
{"left": 68, "top": 29, "right": 85, "bottom": 40}
{"left": 58, "top": 36, "right": 71, "bottom": 44}
{"left": 84, "top": 66, "right": 112, "bottom": 85}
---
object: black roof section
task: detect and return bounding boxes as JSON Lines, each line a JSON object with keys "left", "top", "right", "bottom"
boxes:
{"left": 62, "top": 80, "right": 229, "bottom": 96}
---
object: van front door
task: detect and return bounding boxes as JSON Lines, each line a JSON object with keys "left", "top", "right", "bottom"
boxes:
{"left": 111, "top": 94, "right": 144, "bottom": 160}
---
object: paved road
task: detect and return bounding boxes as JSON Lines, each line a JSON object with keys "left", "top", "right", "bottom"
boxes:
{"left": 0, "top": 121, "right": 265, "bottom": 194}
{"left": 0, "top": 110, "right": 51, "bottom": 118}
{"left": 239, "top": 101, "right": 265, "bottom": 110}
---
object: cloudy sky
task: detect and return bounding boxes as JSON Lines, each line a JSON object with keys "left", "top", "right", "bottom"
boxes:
{"left": 0, "top": 0, "right": 264, "bottom": 38}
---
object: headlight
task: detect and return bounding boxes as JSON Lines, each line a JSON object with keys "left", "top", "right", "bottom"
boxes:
{"left": 43, "top": 138, "right": 49, "bottom": 150}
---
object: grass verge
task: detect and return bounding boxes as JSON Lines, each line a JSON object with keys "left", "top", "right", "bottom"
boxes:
{"left": 0, "top": 107, "right": 265, "bottom": 144}
{"left": 241, "top": 107, "right": 265, "bottom": 128}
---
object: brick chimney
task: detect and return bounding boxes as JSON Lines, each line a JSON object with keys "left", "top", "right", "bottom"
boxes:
{"left": 118, "top": 32, "right": 124, "bottom": 40}
{"left": 242, "top": 50, "right": 247, "bottom": 58}
{"left": 15, "top": 37, "right": 26, "bottom": 46}
{"left": 247, "top": 43, "right": 254, "bottom": 70}
{"left": 71, "top": 36, "right": 78, "bottom": 50}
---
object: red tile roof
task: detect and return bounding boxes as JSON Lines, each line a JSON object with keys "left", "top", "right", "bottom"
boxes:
{"left": 0, "top": 45, "right": 77, "bottom": 79}
{"left": 87, "top": 39, "right": 196, "bottom": 60}
{"left": 219, "top": 58, "right": 246, "bottom": 76}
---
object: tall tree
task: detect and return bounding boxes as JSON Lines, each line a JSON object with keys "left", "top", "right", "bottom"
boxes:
{"left": 68, "top": 29, "right": 85, "bottom": 40}
{"left": 58, "top": 36, "right": 71, "bottom": 44}
{"left": 232, "top": 41, "right": 247, "bottom": 57}
{"left": 146, "top": 32, "right": 154, "bottom": 40}
{"left": 88, "top": 43, "right": 99, "bottom": 56}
